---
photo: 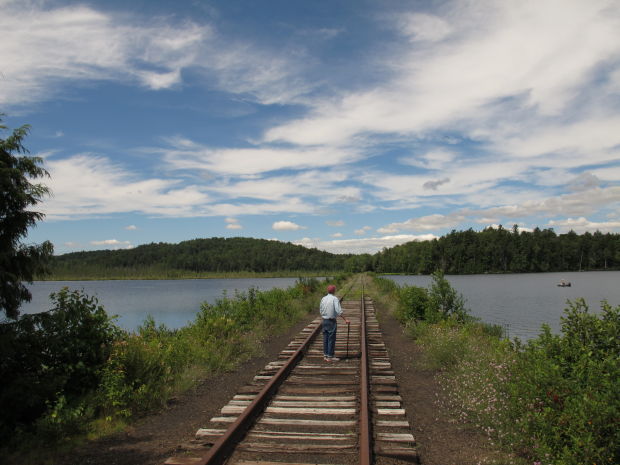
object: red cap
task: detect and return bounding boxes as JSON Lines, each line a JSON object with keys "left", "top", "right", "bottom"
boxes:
{"left": 327, "top": 285, "right": 336, "bottom": 294}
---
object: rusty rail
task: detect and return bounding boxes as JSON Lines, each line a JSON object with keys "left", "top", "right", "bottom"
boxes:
{"left": 359, "top": 283, "right": 372, "bottom": 465}
{"left": 195, "top": 320, "right": 322, "bottom": 465}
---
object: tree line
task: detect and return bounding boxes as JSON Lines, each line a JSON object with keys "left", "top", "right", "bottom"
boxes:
{"left": 50, "top": 237, "right": 352, "bottom": 277}
{"left": 369, "top": 225, "right": 620, "bottom": 274}
{"left": 48, "top": 226, "right": 620, "bottom": 278}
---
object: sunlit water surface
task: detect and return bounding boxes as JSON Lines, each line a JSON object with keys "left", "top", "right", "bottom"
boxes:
{"left": 20, "top": 271, "right": 620, "bottom": 340}
{"left": 386, "top": 271, "right": 620, "bottom": 340}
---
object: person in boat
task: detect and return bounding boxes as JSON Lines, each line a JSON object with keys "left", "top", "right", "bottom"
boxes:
{"left": 320, "top": 285, "right": 349, "bottom": 362}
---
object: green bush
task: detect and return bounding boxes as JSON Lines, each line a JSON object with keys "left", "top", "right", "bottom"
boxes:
{"left": 98, "top": 282, "right": 327, "bottom": 421}
{"left": 418, "top": 299, "right": 619, "bottom": 465}
{"left": 0, "top": 288, "right": 119, "bottom": 442}
{"left": 426, "top": 271, "right": 468, "bottom": 322}
{"left": 396, "top": 285, "right": 429, "bottom": 324}
{"left": 503, "top": 299, "right": 619, "bottom": 465}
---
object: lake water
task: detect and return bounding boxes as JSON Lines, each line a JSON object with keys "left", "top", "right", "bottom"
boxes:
{"left": 385, "top": 271, "right": 620, "bottom": 340}
{"left": 19, "top": 271, "right": 620, "bottom": 340}
{"left": 21, "top": 278, "right": 301, "bottom": 331}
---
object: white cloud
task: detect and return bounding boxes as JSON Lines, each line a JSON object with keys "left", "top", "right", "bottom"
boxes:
{"left": 42, "top": 154, "right": 210, "bottom": 219}
{"left": 158, "top": 137, "right": 362, "bottom": 176}
{"left": 331, "top": 232, "right": 343, "bottom": 238}
{"left": 0, "top": 1, "right": 316, "bottom": 109}
{"left": 125, "top": 225, "right": 138, "bottom": 230}
{"left": 399, "top": 149, "right": 457, "bottom": 170}
{"left": 397, "top": 13, "right": 453, "bottom": 43}
{"left": 547, "top": 217, "right": 620, "bottom": 233}
{"left": 294, "top": 234, "right": 437, "bottom": 254}
{"left": 378, "top": 213, "right": 465, "bottom": 234}
{"left": 464, "top": 186, "right": 620, "bottom": 219}
{"left": 90, "top": 239, "right": 133, "bottom": 249}
{"left": 225, "top": 217, "right": 243, "bottom": 230}
{"left": 354, "top": 226, "right": 372, "bottom": 235}
{"left": 0, "top": 2, "right": 208, "bottom": 106}
{"left": 326, "top": 220, "right": 345, "bottom": 227}
{"left": 272, "top": 220, "right": 306, "bottom": 231}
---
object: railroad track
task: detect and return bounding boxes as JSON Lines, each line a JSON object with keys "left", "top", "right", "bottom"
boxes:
{"left": 165, "top": 284, "right": 418, "bottom": 465}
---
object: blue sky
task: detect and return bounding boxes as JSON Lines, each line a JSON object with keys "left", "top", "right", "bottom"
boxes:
{"left": 2, "top": 0, "right": 620, "bottom": 255}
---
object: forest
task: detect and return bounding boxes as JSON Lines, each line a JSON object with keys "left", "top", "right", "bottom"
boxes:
{"left": 371, "top": 225, "right": 620, "bottom": 274}
{"left": 46, "top": 226, "right": 620, "bottom": 279}
{"left": 49, "top": 237, "right": 351, "bottom": 278}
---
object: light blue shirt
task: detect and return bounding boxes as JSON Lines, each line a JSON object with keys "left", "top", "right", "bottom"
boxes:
{"left": 320, "top": 293, "right": 342, "bottom": 319}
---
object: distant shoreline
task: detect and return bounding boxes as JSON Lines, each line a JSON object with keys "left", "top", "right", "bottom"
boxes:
{"left": 37, "top": 270, "right": 335, "bottom": 281}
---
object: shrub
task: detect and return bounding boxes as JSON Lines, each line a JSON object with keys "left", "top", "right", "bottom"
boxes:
{"left": 396, "top": 285, "right": 429, "bottom": 324}
{"left": 426, "top": 270, "right": 468, "bottom": 322}
{"left": 503, "top": 299, "right": 619, "bottom": 465}
{"left": 0, "top": 288, "right": 119, "bottom": 441}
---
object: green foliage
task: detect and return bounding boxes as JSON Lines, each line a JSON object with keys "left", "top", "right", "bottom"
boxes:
{"left": 426, "top": 271, "right": 468, "bottom": 322}
{"left": 408, "top": 298, "right": 619, "bottom": 465}
{"left": 0, "top": 288, "right": 119, "bottom": 442}
{"left": 373, "top": 225, "right": 620, "bottom": 274}
{"left": 97, "top": 280, "right": 331, "bottom": 421}
{"left": 395, "top": 285, "right": 429, "bottom": 323}
{"left": 0, "top": 118, "right": 53, "bottom": 319}
{"left": 503, "top": 299, "right": 619, "bottom": 465}
{"left": 48, "top": 237, "right": 350, "bottom": 279}
{"left": 375, "top": 273, "right": 469, "bottom": 325}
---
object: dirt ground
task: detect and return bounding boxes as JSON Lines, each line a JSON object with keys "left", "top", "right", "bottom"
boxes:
{"left": 54, "top": 303, "right": 500, "bottom": 465}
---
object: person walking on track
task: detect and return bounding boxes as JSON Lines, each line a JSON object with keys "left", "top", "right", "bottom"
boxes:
{"left": 320, "top": 284, "right": 349, "bottom": 362}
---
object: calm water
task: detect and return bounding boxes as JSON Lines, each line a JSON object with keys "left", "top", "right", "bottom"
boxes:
{"left": 21, "top": 278, "right": 301, "bottom": 331}
{"left": 20, "top": 272, "right": 620, "bottom": 339}
{"left": 386, "top": 271, "right": 620, "bottom": 340}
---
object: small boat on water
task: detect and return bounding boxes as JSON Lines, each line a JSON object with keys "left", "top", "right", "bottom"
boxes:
{"left": 557, "top": 280, "right": 572, "bottom": 287}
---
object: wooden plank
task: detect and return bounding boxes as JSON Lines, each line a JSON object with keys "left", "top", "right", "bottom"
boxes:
{"left": 377, "top": 432, "right": 416, "bottom": 442}
{"left": 264, "top": 406, "right": 356, "bottom": 415}
{"left": 270, "top": 401, "right": 356, "bottom": 408}
{"left": 196, "top": 429, "right": 226, "bottom": 438}
{"left": 258, "top": 418, "right": 356, "bottom": 427}
{"left": 373, "top": 395, "right": 402, "bottom": 401}
{"left": 274, "top": 395, "right": 356, "bottom": 401}
{"left": 247, "top": 431, "right": 355, "bottom": 441}
{"left": 376, "top": 420, "right": 410, "bottom": 427}
{"left": 376, "top": 408, "right": 406, "bottom": 415}
{"left": 375, "top": 445, "right": 419, "bottom": 461}
{"left": 164, "top": 457, "right": 203, "bottom": 465}
{"left": 375, "top": 401, "right": 401, "bottom": 407}
{"left": 237, "top": 443, "right": 356, "bottom": 453}
{"left": 233, "top": 461, "right": 342, "bottom": 465}
{"left": 209, "top": 416, "right": 236, "bottom": 423}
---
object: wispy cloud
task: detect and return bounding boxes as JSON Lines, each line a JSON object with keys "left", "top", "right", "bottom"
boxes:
{"left": 42, "top": 154, "right": 210, "bottom": 219}
{"left": 0, "top": 1, "right": 208, "bottom": 106}
{"left": 354, "top": 226, "right": 372, "bottom": 235}
{"left": 295, "top": 234, "right": 437, "bottom": 254}
{"left": 90, "top": 239, "right": 132, "bottom": 249}
{"left": 272, "top": 220, "right": 306, "bottom": 231}
{"left": 225, "top": 217, "right": 242, "bottom": 230}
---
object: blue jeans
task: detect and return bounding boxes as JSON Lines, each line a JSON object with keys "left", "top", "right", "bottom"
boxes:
{"left": 322, "top": 318, "right": 337, "bottom": 357}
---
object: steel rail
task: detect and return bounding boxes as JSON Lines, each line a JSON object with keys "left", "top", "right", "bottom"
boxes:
{"left": 196, "top": 320, "right": 322, "bottom": 465}
{"left": 359, "top": 281, "right": 372, "bottom": 465}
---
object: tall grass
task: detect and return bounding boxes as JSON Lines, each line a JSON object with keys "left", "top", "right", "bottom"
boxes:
{"left": 2, "top": 276, "right": 347, "bottom": 462}
{"left": 372, "top": 275, "right": 620, "bottom": 465}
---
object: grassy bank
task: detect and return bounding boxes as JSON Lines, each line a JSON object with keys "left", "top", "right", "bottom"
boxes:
{"left": 370, "top": 274, "right": 619, "bottom": 465}
{"left": 1, "top": 275, "right": 349, "bottom": 463}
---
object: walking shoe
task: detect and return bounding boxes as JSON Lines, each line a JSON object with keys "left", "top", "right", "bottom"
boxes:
{"left": 329, "top": 357, "right": 340, "bottom": 361}
{"left": 324, "top": 356, "right": 331, "bottom": 362}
